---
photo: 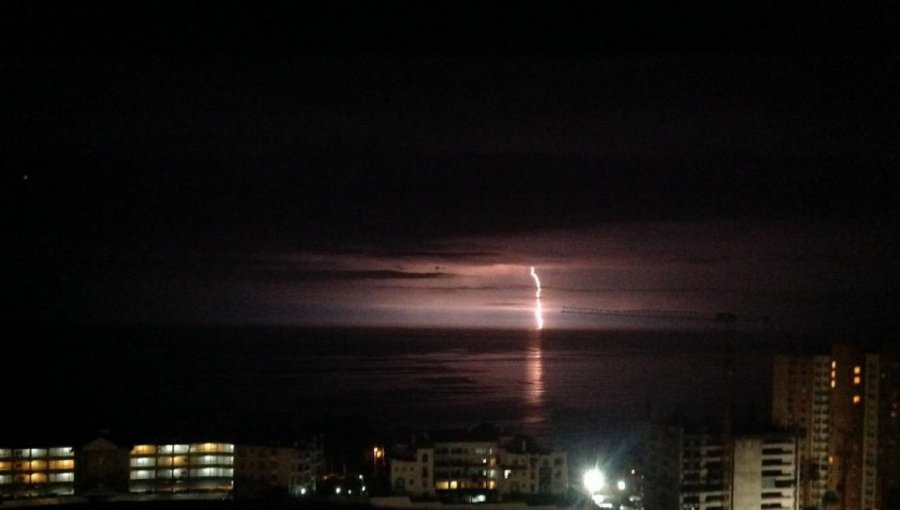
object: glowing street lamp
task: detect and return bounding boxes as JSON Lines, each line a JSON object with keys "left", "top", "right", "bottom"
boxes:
{"left": 373, "top": 447, "right": 383, "bottom": 474}
{"left": 583, "top": 468, "right": 605, "bottom": 494}
{"left": 616, "top": 480, "right": 626, "bottom": 491}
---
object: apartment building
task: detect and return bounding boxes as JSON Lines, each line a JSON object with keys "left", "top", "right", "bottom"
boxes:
{"left": 0, "top": 446, "right": 75, "bottom": 499}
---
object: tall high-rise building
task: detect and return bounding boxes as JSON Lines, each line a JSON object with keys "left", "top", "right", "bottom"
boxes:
{"left": 772, "top": 344, "right": 880, "bottom": 510}
{"left": 640, "top": 425, "right": 799, "bottom": 510}
{"left": 828, "top": 344, "right": 879, "bottom": 510}
{"left": 878, "top": 344, "right": 900, "bottom": 510}
{"left": 772, "top": 354, "right": 830, "bottom": 508}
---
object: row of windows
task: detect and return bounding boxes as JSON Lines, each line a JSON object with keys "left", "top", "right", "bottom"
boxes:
{"left": 129, "top": 467, "right": 234, "bottom": 480}
{"left": 130, "top": 455, "right": 233, "bottom": 467}
{"left": 0, "top": 448, "right": 73, "bottom": 459}
{"left": 0, "top": 460, "right": 75, "bottom": 471}
{"left": 132, "top": 444, "right": 234, "bottom": 455}
{"left": 0, "top": 472, "right": 74, "bottom": 484}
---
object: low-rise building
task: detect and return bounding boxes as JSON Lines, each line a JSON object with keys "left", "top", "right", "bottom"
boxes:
{"left": 390, "top": 445, "right": 434, "bottom": 498}
{"left": 0, "top": 446, "right": 76, "bottom": 499}
{"left": 128, "top": 442, "right": 235, "bottom": 494}
{"left": 234, "top": 436, "right": 323, "bottom": 498}
{"left": 388, "top": 426, "right": 567, "bottom": 502}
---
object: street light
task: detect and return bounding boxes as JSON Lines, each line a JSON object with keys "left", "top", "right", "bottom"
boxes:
{"left": 583, "top": 468, "right": 605, "bottom": 494}
{"left": 616, "top": 480, "right": 626, "bottom": 491}
{"left": 373, "top": 447, "right": 383, "bottom": 475}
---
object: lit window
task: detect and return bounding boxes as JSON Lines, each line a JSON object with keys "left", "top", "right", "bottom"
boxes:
{"left": 830, "top": 380, "right": 836, "bottom": 389}
{"left": 853, "top": 395, "right": 861, "bottom": 404}
{"left": 854, "top": 376, "right": 861, "bottom": 385}
{"left": 49, "top": 447, "right": 73, "bottom": 458}
{"left": 854, "top": 366, "right": 861, "bottom": 374}
{"left": 50, "top": 472, "right": 74, "bottom": 482}
{"left": 49, "top": 459, "right": 74, "bottom": 470}
{"left": 133, "top": 445, "right": 157, "bottom": 455}
{"left": 130, "top": 469, "right": 155, "bottom": 480}
{"left": 832, "top": 361, "right": 836, "bottom": 369}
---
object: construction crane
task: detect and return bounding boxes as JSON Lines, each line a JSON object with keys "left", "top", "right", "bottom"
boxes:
{"left": 560, "top": 306, "right": 769, "bottom": 327}
{"left": 560, "top": 304, "right": 768, "bottom": 510}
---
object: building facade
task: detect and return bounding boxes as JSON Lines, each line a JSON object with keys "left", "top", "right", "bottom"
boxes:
{"left": 501, "top": 448, "right": 568, "bottom": 497}
{"left": 879, "top": 344, "right": 900, "bottom": 510}
{"left": 641, "top": 427, "right": 799, "bottom": 510}
{"left": 772, "top": 354, "right": 831, "bottom": 508}
{"left": 640, "top": 423, "right": 683, "bottom": 510}
{"left": 234, "top": 438, "right": 323, "bottom": 498}
{"left": 0, "top": 446, "right": 75, "bottom": 499}
{"left": 128, "top": 442, "right": 235, "bottom": 494}
{"left": 773, "top": 344, "right": 881, "bottom": 510}
{"left": 680, "top": 432, "right": 729, "bottom": 510}
{"left": 388, "top": 428, "right": 567, "bottom": 502}
{"left": 390, "top": 446, "right": 434, "bottom": 498}
{"left": 74, "top": 437, "right": 130, "bottom": 496}
{"left": 731, "top": 435, "right": 798, "bottom": 510}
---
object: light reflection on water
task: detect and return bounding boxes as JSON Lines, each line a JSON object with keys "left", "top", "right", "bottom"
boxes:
{"left": 17, "top": 326, "right": 773, "bottom": 459}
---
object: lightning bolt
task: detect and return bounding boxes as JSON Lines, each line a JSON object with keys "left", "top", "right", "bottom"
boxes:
{"left": 530, "top": 266, "right": 544, "bottom": 330}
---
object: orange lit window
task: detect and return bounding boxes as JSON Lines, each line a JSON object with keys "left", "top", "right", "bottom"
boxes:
{"left": 854, "top": 376, "right": 861, "bottom": 385}
{"left": 831, "top": 380, "right": 836, "bottom": 389}
{"left": 853, "top": 395, "right": 861, "bottom": 404}
{"left": 854, "top": 366, "right": 861, "bottom": 374}
{"left": 831, "top": 361, "right": 837, "bottom": 369}
{"left": 132, "top": 445, "right": 156, "bottom": 455}
{"left": 49, "top": 460, "right": 74, "bottom": 470}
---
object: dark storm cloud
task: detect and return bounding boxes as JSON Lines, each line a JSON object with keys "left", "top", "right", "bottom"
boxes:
{"left": 4, "top": 2, "right": 898, "bottom": 330}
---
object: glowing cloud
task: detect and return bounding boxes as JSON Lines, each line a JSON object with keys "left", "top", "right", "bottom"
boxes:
{"left": 530, "top": 266, "right": 544, "bottom": 330}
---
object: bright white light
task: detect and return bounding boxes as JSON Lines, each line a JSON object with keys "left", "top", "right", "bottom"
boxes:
{"left": 617, "top": 480, "right": 626, "bottom": 491}
{"left": 300, "top": 488, "right": 307, "bottom": 495}
{"left": 583, "top": 468, "right": 605, "bottom": 494}
{"left": 335, "top": 487, "right": 341, "bottom": 495}
{"left": 530, "top": 266, "right": 544, "bottom": 330}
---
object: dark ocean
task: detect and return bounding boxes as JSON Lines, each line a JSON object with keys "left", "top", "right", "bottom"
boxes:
{"left": 11, "top": 325, "right": 800, "bottom": 469}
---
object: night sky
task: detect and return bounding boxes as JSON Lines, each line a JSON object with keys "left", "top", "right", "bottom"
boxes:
{"left": 4, "top": 2, "right": 899, "bottom": 335}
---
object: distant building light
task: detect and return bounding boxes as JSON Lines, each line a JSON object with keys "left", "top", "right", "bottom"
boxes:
{"left": 854, "top": 376, "right": 861, "bottom": 385}
{"left": 854, "top": 366, "right": 861, "bottom": 374}
{"left": 853, "top": 395, "right": 861, "bottom": 404}
{"left": 832, "top": 361, "right": 837, "bottom": 369}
